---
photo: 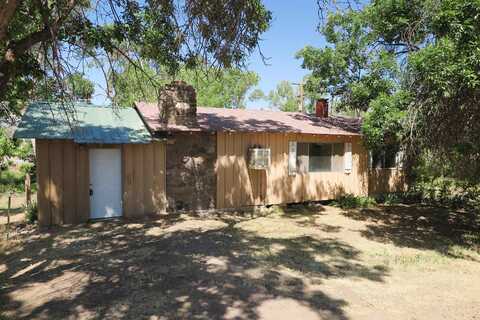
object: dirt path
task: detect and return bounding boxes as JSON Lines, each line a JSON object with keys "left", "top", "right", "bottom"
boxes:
{"left": 1, "top": 204, "right": 479, "bottom": 319}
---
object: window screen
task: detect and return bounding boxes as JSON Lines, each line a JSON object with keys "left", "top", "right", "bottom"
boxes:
{"left": 332, "top": 143, "right": 345, "bottom": 172}
{"left": 293, "top": 142, "right": 345, "bottom": 173}
{"left": 309, "top": 143, "right": 333, "bottom": 172}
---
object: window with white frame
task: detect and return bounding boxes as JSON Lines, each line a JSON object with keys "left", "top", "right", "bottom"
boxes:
{"left": 289, "top": 142, "right": 351, "bottom": 173}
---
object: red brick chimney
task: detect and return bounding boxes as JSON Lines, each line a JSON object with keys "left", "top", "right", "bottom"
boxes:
{"left": 315, "top": 99, "right": 328, "bottom": 118}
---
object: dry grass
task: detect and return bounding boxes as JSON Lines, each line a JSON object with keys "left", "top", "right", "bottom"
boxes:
{"left": 0, "top": 204, "right": 479, "bottom": 320}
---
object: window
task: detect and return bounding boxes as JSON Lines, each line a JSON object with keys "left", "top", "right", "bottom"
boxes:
{"left": 296, "top": 142, "right": 345, "bottom": 173}
{"left": 248, "top": 148, "right": 271, "bottom": 170}
{"left": 370, "top": 147, "right": 401, "bottom": 169}
{"left": 309, "top": 143, "right": 332, "bottom": 172}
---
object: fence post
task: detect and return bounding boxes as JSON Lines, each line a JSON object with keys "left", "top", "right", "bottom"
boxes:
{"left": 25, "top": 173, "right": 31, "bottom": 205}
{"left": 6, "top": 192, "right": 11, "bottom": 240}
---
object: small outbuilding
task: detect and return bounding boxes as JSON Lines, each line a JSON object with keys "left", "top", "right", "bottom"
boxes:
{"left": 14, "top": 82, "right": 405, "bottom": 226}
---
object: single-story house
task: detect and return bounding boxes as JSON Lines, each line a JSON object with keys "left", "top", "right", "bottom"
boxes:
{"left": 14, "top": 81, "right": 405, "bottom": 226}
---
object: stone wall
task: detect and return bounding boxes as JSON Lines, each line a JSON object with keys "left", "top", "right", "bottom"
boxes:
{"left": 166, "top": 132, "right": 216, "bottom": 211}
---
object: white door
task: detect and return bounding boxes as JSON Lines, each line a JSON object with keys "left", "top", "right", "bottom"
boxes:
{"left": 89, "top": 149, "right": 122, "bottom": 219}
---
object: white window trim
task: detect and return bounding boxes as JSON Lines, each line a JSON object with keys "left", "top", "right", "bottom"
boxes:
{"left": 344, "top": 142, "right": 352, "bottom": 174}
{"left": 288, "top": 141, "right": 297, "bottom": 175}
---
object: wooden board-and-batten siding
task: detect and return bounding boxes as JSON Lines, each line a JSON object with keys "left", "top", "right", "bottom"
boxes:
{"left": 36, "top": 139, "right": 167, "bottom": 226}
{"left": 216, "top": 132, "right": 369, "bottom": 209}
{"left": 122, "top": 143, "right": 167, "bottom": 217}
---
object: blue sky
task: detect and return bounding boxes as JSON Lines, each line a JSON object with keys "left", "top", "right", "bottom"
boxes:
{"left": 245, "top": 0, "right": 326, "bottom": 108}
{"left": 92, "top": 1, "right": 327, "bottom": 108}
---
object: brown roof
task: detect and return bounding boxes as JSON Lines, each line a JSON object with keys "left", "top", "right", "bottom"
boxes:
{"left": 135, "top": 102, "right": 361, "bottom": 136}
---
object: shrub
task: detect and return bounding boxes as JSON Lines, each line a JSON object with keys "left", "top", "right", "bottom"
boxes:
{"left": 0, "top": 169, "right": 25, "bottom": 193}
{"left": 333, "top": 194, "right": 377, "bottom": 209}
{"left": 25, "top": 202, "right": 38, "bottom": 224}
{"left": 374, "top": 179, "right": 480, "bottom": 210}
{"left": 414, "top": 178, "right": 480, "bottom": 210}
{"left": 375, "top": 191, "right": 423, "bottom": 205}
{"left": 19, "top": 162, "right": 34, "bottom": 175}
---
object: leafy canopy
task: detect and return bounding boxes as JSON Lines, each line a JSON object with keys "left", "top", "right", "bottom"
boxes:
{"left": 66, "top": 73, "right": 95, "bottom": 102}
{"left": 250, "top": 81, "right": 301, "bottom": 112}
{"left": 0, "top": 0, "right": 271, "bottom": 115}
{"left": 299, "top": 0, "right": 480, "bottom": 182}
{"left": 113, "top": 62, "right": 260, "bottom": 109}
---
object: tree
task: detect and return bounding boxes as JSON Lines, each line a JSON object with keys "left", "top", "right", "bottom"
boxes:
{"left": 300, "top": 0, "right": 480, "bottom": 182}
{"left": 296, "top": 9, "right": 398, "bottom": 114}
{"left": 248, "top": 88, "right": 265, "bottom": 102}
{"left": 66, "top": 73, "right": 95, "bottom": 102}
{"left": 0, "top": 0, "right": 271, "bottom": 116}
{"left": 112, "top": 62, "right": 260, "bottom": 108}
{"left": 182, "top": 68, "right": 260, "bottom": 109}
{"left": 251, "top": 81, "right": 299, "bottom": 111}
{"left": 0, "top": 128, "right": 14, "bottom": 170}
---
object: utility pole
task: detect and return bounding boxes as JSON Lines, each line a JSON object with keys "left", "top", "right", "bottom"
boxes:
{"left": 292, "top": 81, "right": 304, "bottom": 113}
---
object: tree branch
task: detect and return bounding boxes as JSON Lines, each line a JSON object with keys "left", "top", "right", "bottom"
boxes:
{"left": 0, "top": 0, "right": 20, "bottom": 43}
{"left": 0, "top": 26, "right": 51, "bottom": 95}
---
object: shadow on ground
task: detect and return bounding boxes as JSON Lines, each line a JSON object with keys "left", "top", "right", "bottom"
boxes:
{"left": 342, "top": 204, "right": 480, "bottom": 258}
{"left": 0, "top": 212, "right": 387, "bottom": 320}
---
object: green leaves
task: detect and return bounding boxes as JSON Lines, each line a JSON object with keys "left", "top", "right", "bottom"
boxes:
{"left": 361, "top": 91, "right": 409, "bottom": 151}
{"left": 300, "top": 0, "right": 480, "bottom": 182}
{"left": 297, "top": 10, "right": 398, "bottom": 113}
{"left": 66, "top": 73, "right": 95, "bottom": 101}
{"left": 0, "top": 0, "right": 271, "bottom": 112}
{"left": 112, "top": 62, "right": 260, "bottom": 109}
{"left": 249, "top": 81, "right": 300, "bottom": 112}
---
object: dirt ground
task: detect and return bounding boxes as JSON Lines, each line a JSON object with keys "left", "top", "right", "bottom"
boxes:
{"left": 0, "top": 203, "right": 479, "bottom": 320}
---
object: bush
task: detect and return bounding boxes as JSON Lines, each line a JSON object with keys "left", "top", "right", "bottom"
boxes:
{"left": 25, "top": 202, "right": 38, "bottom": 224}
{"left": 375, "top": 191, "right": 423, "bottom": 205}
{"left": 414, "top": 178, "right": 480, "bottom": 210}
{"left": 374, "top": 179, "right": 480, "bottom": 210}
{"left": 0, "top": 169, "right": 25, "bottom": 193}
{"left": 19, "top": 162, "right": 34, "bottom": 175}
{"left": 333, "top": 194, "right": 377, "bottom": 209}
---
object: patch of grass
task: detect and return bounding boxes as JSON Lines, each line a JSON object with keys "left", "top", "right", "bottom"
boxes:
{"left": 367, "top": 242, "right": 480, "bottom": 270}
{"left": 332, "top": 194, "right": 377, "bottom": 209}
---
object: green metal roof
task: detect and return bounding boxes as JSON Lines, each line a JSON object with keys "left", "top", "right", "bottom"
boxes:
{"left": 14, "top": 102, "right": 152, "bottom": 144}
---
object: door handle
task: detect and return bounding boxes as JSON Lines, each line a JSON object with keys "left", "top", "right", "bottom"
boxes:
{"left": 89, "top": 188, "right": 93, "bottom": 196}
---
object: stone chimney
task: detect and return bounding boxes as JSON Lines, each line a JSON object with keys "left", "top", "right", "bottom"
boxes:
{"left": 315, "top": 99, "right": 328, "bottom": 118}
{"left": 158, "top": 80, "right": 197, "bottom": 126}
